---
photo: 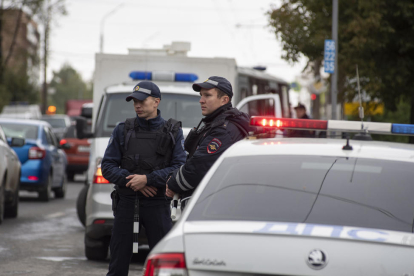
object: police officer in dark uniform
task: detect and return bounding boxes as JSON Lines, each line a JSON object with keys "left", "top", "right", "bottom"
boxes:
{"left": 165, "top": 76, "right": 250, "bottom": 209}
{"left": 101, "top": 81, "right": 186, "bottom": 276}
{"left": 288, "top": 103, "right": 315, "bottom": 138}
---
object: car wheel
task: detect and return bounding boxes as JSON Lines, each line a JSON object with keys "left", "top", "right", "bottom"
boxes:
{"left": 54, "top": 174, "right": 67, "bottom": 199}
{"left": 5, "top": 182, "right": 19, "bottom": 218}
{"left": 76, "top": 185, "right": 88, "bottom": 227}
{"left": 39, "top": 174, "right": 52, "bottom": 202}
{"left": 67, "top": 172, "right": 75, "bottom": 182}
{"left": 85, "top": 241, "right": 109, "bottom": 261}
{"left": 0, "top": 183, "right": 4, "bottom": 224}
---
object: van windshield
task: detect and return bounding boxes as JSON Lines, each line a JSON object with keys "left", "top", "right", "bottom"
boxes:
{"left": 95, "top": 92, "right": 202, "bottom": 137}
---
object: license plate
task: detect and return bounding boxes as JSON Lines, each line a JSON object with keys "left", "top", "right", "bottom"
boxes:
{"left": 78, "top": 146, "right": 90, "bottom": 152}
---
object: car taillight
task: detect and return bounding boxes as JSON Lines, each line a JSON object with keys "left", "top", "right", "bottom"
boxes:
{"left": 28, "top": 147, "right": 46, "bottom": 159}
{"left": 92, "top": 167, "right": 110, "bottom": 184}
{"left": 143, "top": 253, "right": 187, "bottom": 276}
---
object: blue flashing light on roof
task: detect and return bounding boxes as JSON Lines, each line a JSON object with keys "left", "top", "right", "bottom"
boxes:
{"left": 129, "top": 71, "right": 198, "bottom": 82}
{"left": 175, "top": 73, "right": 198, "bottom": 82}
{"left": 129, "top": 71, "right": 152, "bottom": 80}
{"left": 391, "top": 124, "right": 414, "bottom": 135}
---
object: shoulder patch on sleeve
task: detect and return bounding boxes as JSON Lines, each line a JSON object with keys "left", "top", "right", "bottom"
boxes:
{"left": 207, "top": 138, "right": 222, "bottom": 154}
{"left": 108, "top": 135, "right": 113, "bottom": 145}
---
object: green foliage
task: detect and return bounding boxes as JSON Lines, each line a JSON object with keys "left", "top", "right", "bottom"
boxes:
{"left": 0, "top": 68, "right": 39, "bottom": 111}
{"left": 49, "top": 63, "right": 92, "bottom": 114}
{"left": 268, "top": 0, "right": 414, "bottom": 143}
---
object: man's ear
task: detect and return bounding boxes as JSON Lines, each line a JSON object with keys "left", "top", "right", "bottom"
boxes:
{"left": 154, "top": 97, "right": 161, "bottom": 106}
{"left": 221, "top": 96, "right": 230, "bottom": 105}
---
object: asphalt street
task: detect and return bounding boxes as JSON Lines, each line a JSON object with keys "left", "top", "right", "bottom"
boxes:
{"left": 0, "top": 175, "right": 148, "bottom": 276}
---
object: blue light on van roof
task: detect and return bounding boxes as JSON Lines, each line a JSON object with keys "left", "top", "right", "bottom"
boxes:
{"left": 129, "top": 71, "right": 152, "bottom": 80}
{"left": 129, "top": 71, "right": 198, "bottom": 82}
{"left": 175, "top": 73, "right": 198, "bottom": 82}
{"left": 391, "top": 124, "right": 414, "bottom": 135}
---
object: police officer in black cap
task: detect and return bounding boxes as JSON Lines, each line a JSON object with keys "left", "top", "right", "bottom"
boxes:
{"left": 288, "top": 103, "right": 315, "bottom": 138}
{"left": 101, "top": 81, "right": 186, "bottom": 276}
{"left": 165, "top": 76, "right": 250, "bottom": 209}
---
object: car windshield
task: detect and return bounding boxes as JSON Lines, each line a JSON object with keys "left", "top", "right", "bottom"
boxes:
{"left": 0, "top": 123, "right": 38, "bottom": 140}
{"left": 188, "top": 155, "right": 414, "bottom": 233}
{"left": 41, "top": 117, "right": 67, "bottom": 128}
{"left": 64, "top": 124, "right": 91, "bottom": 138}
{"left": 95, "top": 92, "right": 202, "bottom": 137}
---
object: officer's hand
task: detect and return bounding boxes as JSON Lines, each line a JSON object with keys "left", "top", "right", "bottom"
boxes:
{"left": 139, "top": 186, "right": 158, "bottom": 197}
{"left": 165, "top": 184, "right": 175, "bottom": 198}
{"left": 125, "top": 174, "right": 147, "bottom": 191}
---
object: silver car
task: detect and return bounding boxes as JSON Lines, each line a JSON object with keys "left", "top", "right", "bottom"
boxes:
{"left": 143, "top": 118, "right": 414, "bottom": 276}
{"left": 0, "top": 125, "right": 23, "bottom": 223}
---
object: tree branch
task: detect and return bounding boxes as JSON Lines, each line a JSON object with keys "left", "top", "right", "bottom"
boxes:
{"left": 4, "top": 0, "right": 27, "bottom": 67}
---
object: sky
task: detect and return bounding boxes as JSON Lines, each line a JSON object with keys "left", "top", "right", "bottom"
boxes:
{"left": 48, "top": 0, "right": 307, "bottom": 84}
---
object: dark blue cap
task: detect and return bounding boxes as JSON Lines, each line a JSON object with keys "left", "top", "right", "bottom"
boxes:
{"left": 192, "top": 76, "right": 233, "bottom": 98}
{"left": 126, "top": 81, "right": 161, "bottom": 102}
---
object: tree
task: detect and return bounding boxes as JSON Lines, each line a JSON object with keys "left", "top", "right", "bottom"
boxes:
{"left": 49, "top": 63, "right": 92, "bottom": 114}
{"left": 0, "top": 0, "right": 43, "bottom": 112}
{"left": 38, "top": 0, "right": 66, "bottom": 114}
{"left": 0, "top": 0, "right": 44, "bottom": 84}
{"left": 268, "top": 0, "right": 414, "bottom": 143}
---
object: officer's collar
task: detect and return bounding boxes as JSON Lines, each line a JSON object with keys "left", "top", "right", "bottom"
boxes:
{"left": 202, "top": 103, "right": 232, "bottom": 123}
{"left": 136, "top": 109, "right": 163, "bottom": 130}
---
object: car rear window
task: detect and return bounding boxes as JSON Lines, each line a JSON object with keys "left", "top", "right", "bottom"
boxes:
{"left": 0, "top": 123, "right": 38, "bottom": 140}
{"left": 64, "top": 124, "right": 91, "bottom": 138}
{"left": 41, "top": 117, "right": 67, "bottom": 128}
{"left": 188, "top": 155, "right": 414, "bottom": 233}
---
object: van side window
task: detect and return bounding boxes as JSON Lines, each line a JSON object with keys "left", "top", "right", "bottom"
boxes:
{"left": 239, "top": 99, "right": 275, "bottom": 117}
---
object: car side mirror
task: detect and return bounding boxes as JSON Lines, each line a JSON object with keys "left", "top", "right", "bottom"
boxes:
{"left": 76, "top": 117, "right": 94, "bottom": 139}
{"left": 11, "top": 137, "right": 25, "bottom": 147}
{"left": 59, "top": 139, "right": 71, "bottom": 149}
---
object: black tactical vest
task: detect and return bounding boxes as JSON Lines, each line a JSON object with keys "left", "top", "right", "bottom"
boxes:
{"left": 120, "top": 117, "right": 181, "bottom": 197}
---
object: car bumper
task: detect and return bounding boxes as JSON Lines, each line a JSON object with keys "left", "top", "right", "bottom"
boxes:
{"left": 20, "top": 160, "right": 47, "bottom": 188}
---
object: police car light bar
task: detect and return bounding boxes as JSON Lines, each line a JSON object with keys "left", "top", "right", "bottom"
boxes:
{"left": 250, "top": 117, "right": 414, "bottom": 136}
{"left": 129, "top": 71, "right": 198, "bottom": 82}
{"left": 250, "top": 117, "right": 327, "bottom": 130}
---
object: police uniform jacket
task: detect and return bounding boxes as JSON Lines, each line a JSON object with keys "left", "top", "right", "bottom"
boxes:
{"left": 167, "top": 103, "right": 250, "bottom": 198}
{"left": 101, "top": 110, "right": 186, "bottom": 200}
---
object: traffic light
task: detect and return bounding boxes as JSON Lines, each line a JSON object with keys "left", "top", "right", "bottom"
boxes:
{"left": 311, "top": 94, "right": 317, "bottom": 101}
{"left": 46, "top": 105, "right": 56, "bottom": 115}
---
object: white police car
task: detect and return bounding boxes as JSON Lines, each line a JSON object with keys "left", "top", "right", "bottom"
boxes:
{"left": 142, "top": 117, "right": 414, "bottom": 276}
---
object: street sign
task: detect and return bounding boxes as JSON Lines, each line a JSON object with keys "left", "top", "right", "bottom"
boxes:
{"left": 324, "top": 39, "right": 335, "bottom": 74}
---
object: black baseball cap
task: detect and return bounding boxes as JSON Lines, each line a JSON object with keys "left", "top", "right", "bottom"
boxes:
{"left": 126, "top": 81, "right": 161, "bottom": 102}
{"left": 294, "top": 103, "right": 306, "bottom": 110}
{"left": 192, "top": 76, "right": 233, "bottom": 98}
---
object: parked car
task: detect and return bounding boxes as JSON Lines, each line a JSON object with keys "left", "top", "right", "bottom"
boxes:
{"left": 60, "top": 124, "right": 90, "bottom": 181}
{"left": 0, "top": 125, "right": 23, "bottom": 223}
{"left": 0, "top": 118, "right": 68, "bottom": 201}
{"left": 41, "top": 114, "right": 71, "bottom": 140}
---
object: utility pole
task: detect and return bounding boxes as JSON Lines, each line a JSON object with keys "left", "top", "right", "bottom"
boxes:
{"left": 41, "top": 0, "right": 51, "bottom": 114}
{"left": 100, "top": 3, "right": 124, "bottom": 53}
{"left": 331, "top": 0, "right": 338, "bottom": 120}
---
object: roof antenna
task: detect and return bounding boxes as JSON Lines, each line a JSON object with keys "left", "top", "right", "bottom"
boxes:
{"left": 353, "top": 65, "right": 372, "bottom": 141}
{"left": 356, "top": 65, "right": 364, "bottom": 125}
